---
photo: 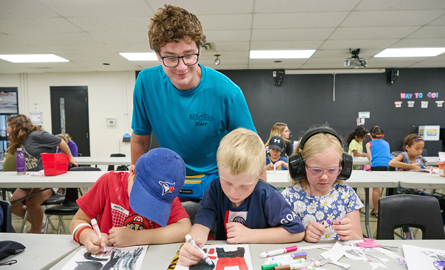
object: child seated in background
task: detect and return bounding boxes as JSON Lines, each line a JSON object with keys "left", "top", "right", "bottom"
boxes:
{"left": 347, "top": 126, "right": 368, "bottom": 169}
{"left": 266, "top": 136, "right": 289, "bottom": 170}
{"left": 365, "top": 126, "right": 392, "bottom": 217}
{"left": 282, "top": 126, "right": 363, "bottom": 242}
{"left": 69, "top": 148, "right": 191, "bottom": 254}
{"left": 178, "top": 128, "right": 305, "bottom": 267}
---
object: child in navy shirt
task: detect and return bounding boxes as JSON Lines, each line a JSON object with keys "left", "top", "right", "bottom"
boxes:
{"left": 266, "top": 136, "right": 289, "bottom": 170}
{"left": 179, "top": 128, "right": 305, "bottom": 267}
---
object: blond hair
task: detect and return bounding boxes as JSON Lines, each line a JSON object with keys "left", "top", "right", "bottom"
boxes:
{"left": 293, "top": 127, "right": 344, "bottom": 188}
{"left": 217, "top": 128, "right": 265, "bottom": 177}
{"left": 148, "top": 5, "right": 206, "bottom": 52}
{"left": 56, "top": 133, "right": 72, "bottom": 143}
{"left": 265, "top": 122, "right": 290, "bottom": 146}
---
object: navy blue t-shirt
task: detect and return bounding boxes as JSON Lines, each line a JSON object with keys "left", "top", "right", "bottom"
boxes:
{"left": 194, "top": 178, "right": 305, "bottom": 240}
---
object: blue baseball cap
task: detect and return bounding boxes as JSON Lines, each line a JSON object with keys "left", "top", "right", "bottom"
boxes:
{"left": 130, "top": 148, "right": 186, "bottom": 227}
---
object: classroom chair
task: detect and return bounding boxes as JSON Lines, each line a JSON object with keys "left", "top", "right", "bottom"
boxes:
{"left": 107, "top": 153, "right": 128, "bottom": 171}
{"left": 376, "top": 194, "right": 445, "bottom": 239}
{"left": 20, "top": 193, "right": 65, "bottom": 233}
{"left": 43, "top": 167, "right": 101, "bottom": 234}
{"left": 0, "top": 199, "right": 13, "bottom": 232}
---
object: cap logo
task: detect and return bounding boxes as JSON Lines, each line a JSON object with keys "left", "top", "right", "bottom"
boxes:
{"left": 274, "top": 138, "right": 281, "bottom": 143}
{"left": 159, "top": 181, "right": 175, "bottom": 195}
{"left": 134, "top": 216, "right": 143, "bottom": 223}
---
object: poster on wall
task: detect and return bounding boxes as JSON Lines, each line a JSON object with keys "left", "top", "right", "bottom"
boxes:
{"left": 394, "top": 101, "right": 402, "bottom": 108}
{"left": 436, "top": 101, "right": 444, "bottom": 108}
{"left": 407, "top": 101, "right": 415, "bottom": 108}
{"left": 421, "top": 101, "right": 429, "bottom": 108}
{"left": 356, "top": 118, "right": 365, "bottom": 126}
{"left": 358, "top": 112, "right": 370, "bottom": 119}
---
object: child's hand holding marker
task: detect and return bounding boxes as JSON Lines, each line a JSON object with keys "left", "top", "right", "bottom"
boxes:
{"left": 85, "top": 218, "right": 107, "bottom": 254}
{"left": 330, "top": 218, "right": 354, "bottom": 241}
{"left": 304, "top": 220, "right": 329, "bottom": 242}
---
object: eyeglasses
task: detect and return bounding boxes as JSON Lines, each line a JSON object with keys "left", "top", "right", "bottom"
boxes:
{"left": 159, "top": 51, "right": 200, "bottom": 68}
{"left": 306, "top": 166, "right": 341, "bottom": 177}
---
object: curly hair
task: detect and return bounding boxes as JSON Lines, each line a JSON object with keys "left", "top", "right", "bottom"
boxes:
{"left": 148, "top": 5, "right": 206, "bottom": 52}
{"left": 346, "top": 126, "right": 368, "bottom": 145}
{"left": 7, "top": 114, "right": 43, "bottom": 154}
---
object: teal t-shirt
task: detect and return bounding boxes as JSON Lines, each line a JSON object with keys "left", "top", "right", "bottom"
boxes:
{"left": 132, "top": 64, "right": 256, "bottom": 175}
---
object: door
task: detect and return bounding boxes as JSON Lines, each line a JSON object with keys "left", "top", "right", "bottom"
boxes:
{"left": 50, "top": 86, "right": 90, "bottom": 156}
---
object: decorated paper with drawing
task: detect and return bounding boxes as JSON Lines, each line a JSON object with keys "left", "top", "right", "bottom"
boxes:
{"left": 174, "top": 244, "right": 253, "bottom": 270}
{"left": 61, "top": 245, "right": 147, "bottom": 270}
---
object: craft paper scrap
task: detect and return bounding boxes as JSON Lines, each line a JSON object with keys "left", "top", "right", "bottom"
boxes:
{"left": 61, "top": 245, "right": 147, "bottom": 270}
{"left": 320, "top": 242, "right": 345, "bottom": 263}
{"left": 403, "top": 244, "right": 445, "bottom": 270}
{"left": 174, "top": 244, "right": 253, "bottom": 270}
{"left": 369, "top": 262, "right": 388, "bottom": 269}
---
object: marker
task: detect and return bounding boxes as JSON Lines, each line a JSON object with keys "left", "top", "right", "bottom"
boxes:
{"left": 272, "top": 260, "right": 320, "bottom": 270}
{"left": 91, "top": 218, "right": 101, "bottom": 240}
{"left": 185, "top": 234, "right": 215, "bottom": 268}
{"left": 321, "top": 219, "right": 332, "bottom": 227}
{"left": 264, "top": 252, "right": 307, "bottom": 264}
{"left": 262, "top": 259, "right": 306, "bottom": 270}
{"left": 260, "top": 245, "right": 298, "bottom": 258}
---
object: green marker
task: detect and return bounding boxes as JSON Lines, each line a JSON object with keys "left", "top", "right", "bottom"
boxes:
{"left": 261, "top": 258, "right": 306, "bottom": 270}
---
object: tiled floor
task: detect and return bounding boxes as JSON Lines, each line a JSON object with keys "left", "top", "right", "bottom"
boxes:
{"left": 7, "top": 188, "right": 445, "bottom": 239}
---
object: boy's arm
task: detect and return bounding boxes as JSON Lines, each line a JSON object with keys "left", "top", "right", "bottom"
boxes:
{"left": 70, "top": 209, "right": 107, "bottom": 254}
{"left": 226, "top": 223, "right": 304, "bottom": 244}
{"left": 108, "top": 217, "right": 192, "bottom": 247}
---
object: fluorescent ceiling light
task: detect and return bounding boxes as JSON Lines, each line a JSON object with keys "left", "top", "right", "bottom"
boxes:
{"left": 250, "top": 50, "right": 315, "bottom": 59}
{"left": 285, "top": 68, "right": 385, "bottom": 74}
{"left": 374, "top": 48, "right": 445, "bottom": 58}
{"left": 120, "top": 52, "right": 157, "bottom": 61}
{"left": 0, "top": 54, "right": 68, "bottom": 63}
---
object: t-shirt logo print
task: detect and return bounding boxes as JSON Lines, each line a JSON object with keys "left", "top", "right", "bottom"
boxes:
{"left": 159, "top": 181, "right": 175, "bottom": 195}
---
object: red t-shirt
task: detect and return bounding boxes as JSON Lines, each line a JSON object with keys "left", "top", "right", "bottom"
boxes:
{"left": 77, "top": 171, "right": 189, "bottom": 234}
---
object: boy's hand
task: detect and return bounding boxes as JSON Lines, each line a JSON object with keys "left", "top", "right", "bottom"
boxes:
{"left": 85, "top": 231, "right": 108, "bottom": 254}
{"left": 304, "top": 221, "right": 327, "bottom": 242}
{"left": 108, "top": 226, "right": 137, "bottom": 247}
{"left": 178, "top": 239, "right": 205, "bottom": 267}
{"left": 266, "top": 162, "right": 274, "bottom": 170}
{"left": 226, "top": 222, "right": 253, "bottom": 244}
{"left": 331, "top": 218, "right": 352, "bottom": 240}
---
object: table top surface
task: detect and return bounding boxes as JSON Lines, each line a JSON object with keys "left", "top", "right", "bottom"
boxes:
{"left": 373, "top": 170, "right": 445, "bottom": 189}
{"left": 0, "top": 171, "right": 107, "bottom": 188}
{"left": 46, "top": 239, "right": 445, "bottom": 270}
{"left": 353, "top": 156, "right": 439, "bottom": 166}
{"left": 0, "top": 233, "right": 79, "bottom": 270}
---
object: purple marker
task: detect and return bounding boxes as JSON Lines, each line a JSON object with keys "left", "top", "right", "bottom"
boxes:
{"left": 321, "top": 219, "right": 332, "bottom": 227}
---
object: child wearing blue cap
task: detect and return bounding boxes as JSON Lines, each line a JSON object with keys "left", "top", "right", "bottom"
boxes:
{"left": 69, "top": 148, "right": 191, "bottom": 254}
{"left": 178, "top": 128, "right": 305, "bottom": 267}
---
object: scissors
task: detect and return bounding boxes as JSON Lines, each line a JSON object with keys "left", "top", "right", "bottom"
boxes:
{"left": 356, "top": 238, "right": 398, "bottom": 250}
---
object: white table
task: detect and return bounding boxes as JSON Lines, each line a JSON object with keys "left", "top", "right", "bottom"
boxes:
{"left": 74, "top": 156, "right": 131, "bottom": 166}
{"left": 0, "top": 171, "right": 106, "bottom": 188}
{"left": 0, "top": 233, "right": 79, "bottom": 270}
{"left": 373, "top": 171, "right": 445, "bottom": 190}
{"left": 49, "top": 239, "right": 445, "bottom": 270}
{"left": 353, "top": 156, "right": 439, "bottom": 166}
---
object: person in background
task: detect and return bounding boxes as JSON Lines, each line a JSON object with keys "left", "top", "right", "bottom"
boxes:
{"left": 70, "top": 148, "right": 191, "bottom": 254}
{"left": 56, "top": 133, "right": 78, "bottom": 157}
{"left": 131, "top": 5, "right": 256, "bottom": 200}
{"left": 265, "top": 122, "right": 293, "bottom": 158}
{"left": 1, "top": 152, "right": 16, "bottom": 172}
{"left": 347, "top": 126, "right": 368, "bottom": 170}
{"left": 366, "top": 126, "right": 392, "bottom": 218}
{"left": 7, "top": 114, "right": 78, "bottom": 233}
{"left": 282, "top": 126, "right": 363, "bottom": 242}
{"left": 265, "top": 136, "right": 288, "bottom": 170}
{"left": 178, "top": 128, "right": 305, "bottom": 267}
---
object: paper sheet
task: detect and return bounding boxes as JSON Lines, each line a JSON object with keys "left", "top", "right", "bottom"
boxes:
{"left": 174, "top": 244, "right": 253, "bottom": 270}
{"left": 403, "top": 244, "right": 445, "bottom": 270}
{"left": 61, "top": 245, "right": 148, "bottom": 270}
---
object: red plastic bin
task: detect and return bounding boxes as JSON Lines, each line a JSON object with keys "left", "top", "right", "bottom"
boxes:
{"left": 40, "top": 153, "right": 69, "bottom": 176}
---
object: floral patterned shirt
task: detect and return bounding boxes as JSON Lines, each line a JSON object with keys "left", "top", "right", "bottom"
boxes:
{"left": 281, "top": 182, "right": 364, "bottom": 241}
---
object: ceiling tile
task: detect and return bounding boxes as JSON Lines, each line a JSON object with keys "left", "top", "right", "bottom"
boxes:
{"left": 341, "top": 10, "right": 445, "bottom": 27}
{"left": 330, "top": 27, "right": 420, "bottom": 40}
{"left": 199, "top": 14, "right": 252, "bottom": 30}
{"left": 407, "top": 26, "right": 445, "bottom": 39}
{"left": 254, "top": 0, "right": 360, "bottom": 13}
{"left": 253, "top": 12, "right": 348, "bottom": 29}
{"left": 252, "top": 28, "right": 335, "bottom": 41}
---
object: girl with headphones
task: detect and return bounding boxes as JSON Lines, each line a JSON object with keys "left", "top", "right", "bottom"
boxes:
{"left": 282, "top": 126, "right": 364, "bottom": 242}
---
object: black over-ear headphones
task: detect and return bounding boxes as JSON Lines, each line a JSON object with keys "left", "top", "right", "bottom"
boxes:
{"left": 288, "top": 127, "right": 353, "bottom": 181}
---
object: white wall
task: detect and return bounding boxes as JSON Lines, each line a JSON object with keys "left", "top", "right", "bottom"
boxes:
{"left": 0, "top": 71, "right": 136, "bottom": 167}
